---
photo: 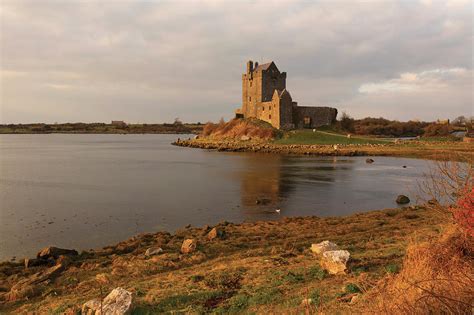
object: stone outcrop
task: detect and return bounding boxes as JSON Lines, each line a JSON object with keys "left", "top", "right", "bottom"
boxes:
{"left": 321, "top": 250, "right": 351, "bottom": 275}
{"left": 82, "top": 287, "right": 132, "bottom": 315}
{"left": 311, "top": 241, "right": 339, "bottom": 254}
{"left": 181, "top": 239, "right": 197, "bottom": 254}
{"left": 310, "top": 241, "right": 350, "bottom": 275}
{"left": 7, "top": 263, "right": 65, "bottom": 301}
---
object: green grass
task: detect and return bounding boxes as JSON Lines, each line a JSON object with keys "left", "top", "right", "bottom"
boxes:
{"left": 274, "top": 130, "right": 388, "bottom": 145}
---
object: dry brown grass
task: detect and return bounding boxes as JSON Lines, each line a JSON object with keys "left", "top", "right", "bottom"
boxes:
{"left": 201, "top": 118, "right": 279, "bottom": 140}
{"left": 365, "top": 225, "right": 473, "bottom": 314}
{"left": 362, "top": 155, "right": 474, "bottom": 314}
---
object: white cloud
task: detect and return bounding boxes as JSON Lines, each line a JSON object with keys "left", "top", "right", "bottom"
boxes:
{"left": 358, "top": 68, "right": 469, "bottom": 94}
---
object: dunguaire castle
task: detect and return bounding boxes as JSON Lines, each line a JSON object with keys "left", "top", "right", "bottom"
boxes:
{"left": 235, "top": 60, "right": 337, "bottom": 130}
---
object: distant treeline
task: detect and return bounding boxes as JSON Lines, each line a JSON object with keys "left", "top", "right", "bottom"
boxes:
{"left": 0, "top": 121, "right": 204, "bottom": 134}
{"left": 338, "top": 114, "right": 472, "bottom": 137}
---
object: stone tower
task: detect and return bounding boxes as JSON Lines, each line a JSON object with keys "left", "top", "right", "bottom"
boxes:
{"left": 236, "top": 60, "right": 337, "bottom": 130}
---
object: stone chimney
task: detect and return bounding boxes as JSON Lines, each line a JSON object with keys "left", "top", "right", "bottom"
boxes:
{"left": 246, "top": 60, "right": 253, "bottom": 74}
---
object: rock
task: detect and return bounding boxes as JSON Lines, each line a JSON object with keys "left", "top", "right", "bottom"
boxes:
{"left": 7, "top": 264, "right": 65, "bottom": 301}
{"left": 82, "top": 298, "right": 101, "bottom": 315}
{"left": 320, "top": 250, "right": 350, "bottom": 275}
{"left": 193, "top": 135, "right": 199, "bottom": 139}
{"left": 240, "top": 135, "right": 250, "bottom": 141}
{"left": 145, "top": 247, "right": 163, "bottom": 257}
{"left": 366, "top": 158, "right": 374, "bottom": 164}
{"left": 56, "top": 255, "right": 72, "bottom": 267}
{"left": 82, "top": 287, "right": 132, "bottom": 315}
{"left": 350, "top": 294, "right": 360, "bottom": 304}
{"left": 396, "top": 195, "right": 410, "bottom": 204}
{"left": 311, "top": 241, "right": 339, "bottom": 254}
{"left": 181, "top": 239, "right": 197, "bottom": 254}
{"left": 207, "top": 227, "right": 225, "bottom": 241}
{"left": 37, "top": 246, "right": 78, "bottom": 260}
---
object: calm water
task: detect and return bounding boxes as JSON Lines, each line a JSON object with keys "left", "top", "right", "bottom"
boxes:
{"left": 0, "top": 134, "right": 433, "bottom": 260}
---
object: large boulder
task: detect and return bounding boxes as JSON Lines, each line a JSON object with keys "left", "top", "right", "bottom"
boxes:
{"left": 37, "top": 247, "right": 78, "bottom": 260}
{"left": 181, "top": 239, "right": 197, "bottom": 254}
{"left": 311, "top": 241, "right": 339, "bottom": 254}
{"left": 82, "top": 287, "right": 132, "bottom": 315}
{"left": 207, "top": 227, "right": 225, "bottom": 241}
{"left": 321, "top": 250, "right": 350, "bottom": 275}
{"left": 396, "top": 195, "right": 410, "bottom": 204}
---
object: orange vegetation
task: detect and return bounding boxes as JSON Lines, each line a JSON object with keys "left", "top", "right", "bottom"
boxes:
{"left": 201, "top": 118, "right": 279, "bottom": 140}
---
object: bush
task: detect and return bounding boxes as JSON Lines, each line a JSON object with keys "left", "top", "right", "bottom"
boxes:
{"left": 423, "top": 123, "right": 452, "bottom": 137}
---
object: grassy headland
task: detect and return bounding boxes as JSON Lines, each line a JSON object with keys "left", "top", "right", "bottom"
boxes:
{"left": 174, "top": 119, "right": 473, "bottom": 161}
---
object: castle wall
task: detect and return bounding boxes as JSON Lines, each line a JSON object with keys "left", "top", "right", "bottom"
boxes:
{"left": 261, "top": 64, "right": 286, "bottom": 102}
{"left": 255, "top": 101, "right": 274, "bottom": 125}
{"left": 293, "top": 106, "right": 338, "bottom": 129}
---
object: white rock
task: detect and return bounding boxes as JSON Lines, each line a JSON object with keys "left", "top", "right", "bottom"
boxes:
{"left": 321, "top": 250, "right": 350, "bottom": 275}
{"left": 145, "top": 247, "right": 163, "bottom": 257}
{"left": 311, "top": 241, "right": 339, "bottom": 254}
{"left": 240, "top": 135, "right": 250, "bottom": 141}
{"left": 102, "top": 287, "right": 133, "bottom": 314}
{"left": 82, "top": 287, "right": 132, "bottom": 315}
{"left": 82, "top": 298, "right": 101, "bottom": 315}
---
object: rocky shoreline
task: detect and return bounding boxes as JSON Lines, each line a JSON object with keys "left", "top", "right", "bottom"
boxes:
{"left": 173, "top": 138, "right": 473, "bottom": 160}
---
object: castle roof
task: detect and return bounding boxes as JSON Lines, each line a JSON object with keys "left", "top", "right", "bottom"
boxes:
{"left": 254, "top": 62, "right": 273, "bottom": 72}
{"left": 273, "top": 89, "right": 292, "bottom": 100}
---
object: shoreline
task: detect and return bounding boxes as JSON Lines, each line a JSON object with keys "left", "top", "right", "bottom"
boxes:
{"left": 1, "top": 204, "right": 445, "bottom": 313}
{"left": 173, "top": 138, "right": 473, "bottom": 161}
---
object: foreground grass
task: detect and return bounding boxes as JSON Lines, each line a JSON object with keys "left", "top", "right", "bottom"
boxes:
{"left": 0, "top": 206, "right": 445, "bottom": 314}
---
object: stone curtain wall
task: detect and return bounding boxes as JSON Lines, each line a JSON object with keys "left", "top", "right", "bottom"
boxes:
{"left": 293, "top": 107, "right": 338, "bottom": 129}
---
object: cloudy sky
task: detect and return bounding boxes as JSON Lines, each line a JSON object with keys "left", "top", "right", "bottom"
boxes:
{"left": 1, "top": 0, "right": 472, "bottom": 123}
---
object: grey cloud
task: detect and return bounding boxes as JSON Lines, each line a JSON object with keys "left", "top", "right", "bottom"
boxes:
{"left": 0, "top": 0, "right": 472, "bottom": 123}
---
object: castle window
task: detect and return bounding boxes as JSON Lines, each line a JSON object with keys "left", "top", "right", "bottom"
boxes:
{"left": 269, "top": 106, "right": 272, "bottom": 110}
{"left": 249, "top": 96, "right": 251, "bottom": 101}
{"left": 262, "top": 106, "right": 265, "bottom": 111}
{"left": 250, "top": 81, "right": 252, "bottom": 87}
{"left": 269, "top": 114, "right": 272, "bottom": 119}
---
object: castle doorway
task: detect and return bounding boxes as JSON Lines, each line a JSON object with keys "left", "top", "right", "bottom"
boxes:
{"left": 303, "top": 116, "right": 311, "bottom": 128}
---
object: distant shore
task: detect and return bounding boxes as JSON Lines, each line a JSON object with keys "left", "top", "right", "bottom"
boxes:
{"left": 173, "top": 138, "right": 474, "bottom": 161}
{"left": 0, "top": 123, "right": 203, "bottom": 135}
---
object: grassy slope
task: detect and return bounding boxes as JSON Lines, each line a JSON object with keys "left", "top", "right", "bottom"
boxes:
{"left": 1, "top": 206, "right": 444, "bottom": 314}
